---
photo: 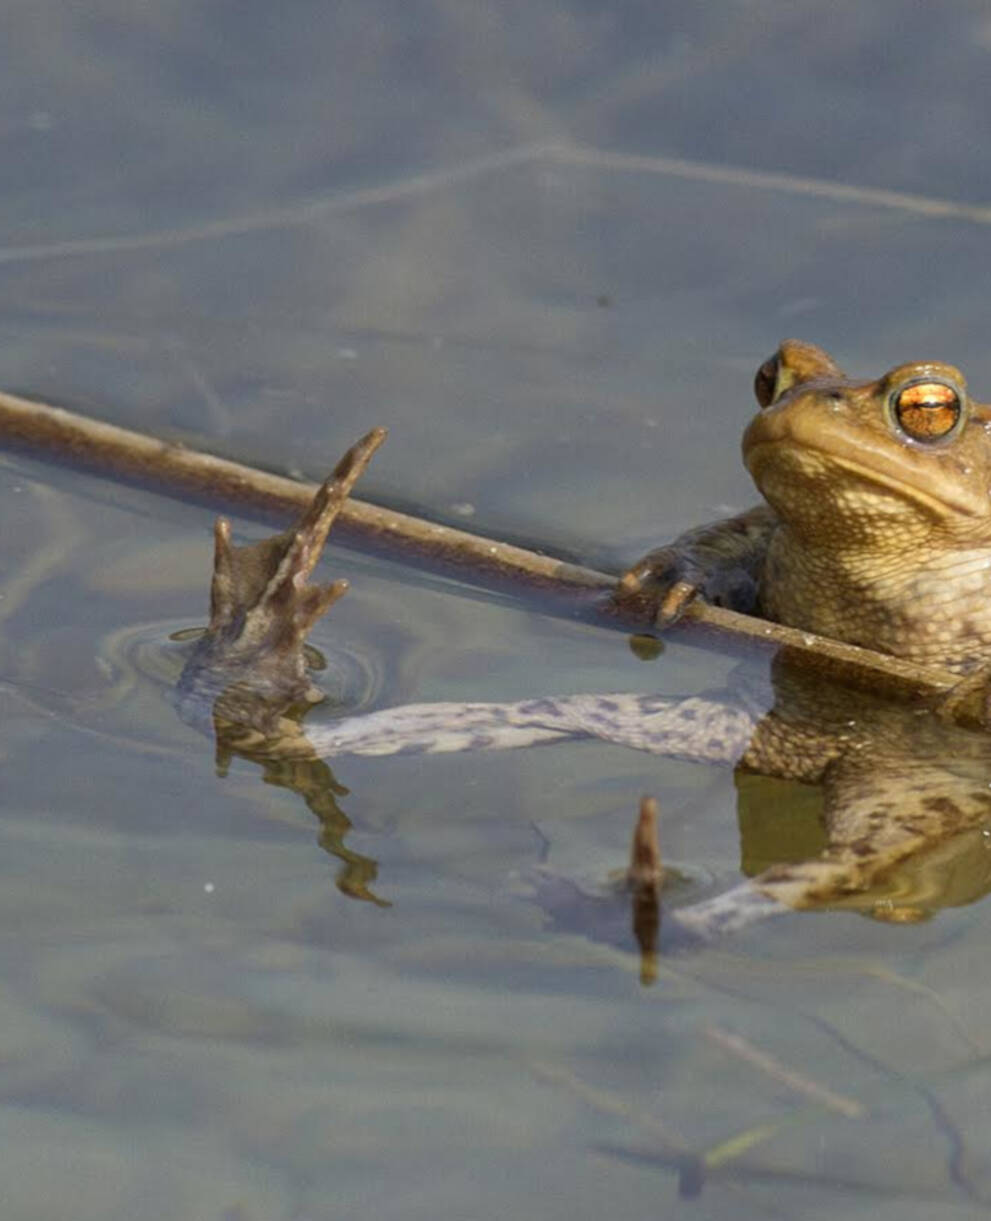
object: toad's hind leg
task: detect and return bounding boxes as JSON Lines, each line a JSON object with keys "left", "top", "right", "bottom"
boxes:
{"left": 672, "top": 757, "right": 991, "bottom": 938}
{"left": 176, "top": 427, "right": 386, "bottom": 733}
{"left": 308, "top": 690, "right": 762, "bottom": 762}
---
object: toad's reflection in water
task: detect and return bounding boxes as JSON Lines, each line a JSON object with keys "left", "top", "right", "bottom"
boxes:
{"left": 173, "top": 418, "right": 991, "bottom": 942}
{"left": 214, "top": 723, "right": 390, "bottom": 908}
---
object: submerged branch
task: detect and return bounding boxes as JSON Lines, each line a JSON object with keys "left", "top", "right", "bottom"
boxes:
{"left": 0, "top": 388, "right": 966, "bottom": 707}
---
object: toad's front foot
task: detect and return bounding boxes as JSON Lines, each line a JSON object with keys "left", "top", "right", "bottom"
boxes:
{"left": 616, "top": 544, "right": 708, "bottom": 626}
{"left": 614, "top": 504, "right": 776, "bottom": 628}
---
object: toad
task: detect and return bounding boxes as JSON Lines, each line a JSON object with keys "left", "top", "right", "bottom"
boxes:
{"left": 177, "top": 344, "right": 991, "bottom": 936}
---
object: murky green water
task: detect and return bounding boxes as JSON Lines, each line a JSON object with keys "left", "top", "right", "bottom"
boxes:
{"left": 5, "top": 4, "right": 991, "bottom": 1218}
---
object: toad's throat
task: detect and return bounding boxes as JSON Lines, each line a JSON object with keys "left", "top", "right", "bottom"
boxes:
{"left": 745, "top": 439, "right": 982, "bottom": 521}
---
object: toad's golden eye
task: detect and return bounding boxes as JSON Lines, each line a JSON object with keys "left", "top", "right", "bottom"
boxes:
{"left": 892, "top": 379, "right": 962, "bottom": 442}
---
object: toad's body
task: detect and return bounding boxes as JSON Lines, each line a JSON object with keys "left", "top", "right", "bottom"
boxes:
{"left": 178, "top": 344, "right": 991, "bottom": 933}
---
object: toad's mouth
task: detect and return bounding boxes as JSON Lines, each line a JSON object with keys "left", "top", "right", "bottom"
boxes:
{"left": 743, "top": 417, "right": 986, "bottom": 521}
{"left": 745, "top": 441, "right": 974, "bottom": 520}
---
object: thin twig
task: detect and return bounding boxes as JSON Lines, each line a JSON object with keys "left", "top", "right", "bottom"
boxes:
{"left": 705, "top": 1024, "right": 864, "bottom": 1119}
{"left": 0, "top": 388, "right": 966, "bottom": 705}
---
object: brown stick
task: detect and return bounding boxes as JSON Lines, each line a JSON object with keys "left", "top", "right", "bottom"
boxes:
{"left": 0, "top": 388, "right": 964, "bottom": 704}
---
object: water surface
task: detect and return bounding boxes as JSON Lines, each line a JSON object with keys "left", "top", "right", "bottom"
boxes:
{"left": 4, "top": 3, "right": 991, "bottom": 1218}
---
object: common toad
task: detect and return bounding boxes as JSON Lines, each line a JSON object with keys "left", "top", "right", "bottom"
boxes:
{"left": 177, "top": 346, "right": 991, "bottom": 936}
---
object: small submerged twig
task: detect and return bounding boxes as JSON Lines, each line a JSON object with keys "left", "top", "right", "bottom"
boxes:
{"left": 704, "top": 1025, "right": 864, "bottom": 1120}
{"left": 528, "top": 1058, "right": 695, "bottom": 1162}
{"left": 529, "top": 1056, "right": 818, "bottom": 1201}
{"left": 0, "top": 388, "right": 970, "bottom": 707}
